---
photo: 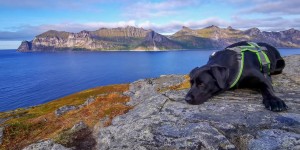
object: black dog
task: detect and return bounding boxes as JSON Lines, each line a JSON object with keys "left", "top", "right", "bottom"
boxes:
{"left": 185, "top": 41, "right": 287, "bottom": 112}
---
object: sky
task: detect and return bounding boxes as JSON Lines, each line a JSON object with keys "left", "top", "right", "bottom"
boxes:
{"left": 0, "top": 0, "right": 300, "bottom": 49}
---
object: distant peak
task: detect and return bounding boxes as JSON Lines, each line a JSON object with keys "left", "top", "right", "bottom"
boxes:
{"left": 249, "top": 27, "right": 260, "bottom": 31}
{"left": 125, "top": 25, "right": 137, "bottom": 28}
{"left": 288, "top": 28, "right": 296, "bottom": 31}
{"left": 205, "top": 25, "right": 219, "bottom": 29}
{"left": 244, "top": 27, "right": 261, "bottom": 36}
{"left": 98, "top": 26, "right": 145, "bottom": 31}
{"left": 37, "top": 30, "right": 70, "bottom": 38}
{"left": 79, "top": 30, "right": 90, "bottom": 33}
{"left": 282, "top": 28, "right": 299, "bottom": 34}
{"left": 227, "top": 26, "right": 233, "bottom": 30}
{"left": 182, "top": 26, "right": 191, "bottom": 30}
{"left": 44, "top": 30, "right": 59, "bottom": 33}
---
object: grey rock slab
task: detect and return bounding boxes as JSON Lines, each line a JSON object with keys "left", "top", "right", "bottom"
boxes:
{"left": 127, "top": 75, "right": 185, "bottom": 106}
{"left": 55, "top": 105, "right": 78, "bottom": 117}
{"left": 22, "top": 140, "right": 71, "bottom": 150}
{"left": 112, "top": 94, "right": 169, "bottom": 125}
{"left": 248, "top": 129, "right": 300, "bottom": 150}
{"left": 281, "top": 55, "right": 300, "bottom": 84}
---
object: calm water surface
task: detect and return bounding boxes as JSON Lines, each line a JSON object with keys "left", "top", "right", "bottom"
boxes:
{"left": 0, "top": 49, "right": 299, "bottom": 112}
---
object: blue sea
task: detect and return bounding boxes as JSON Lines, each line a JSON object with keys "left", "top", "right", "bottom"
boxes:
{"left": 0, "top": 49, "right": 299, "bottom": 112}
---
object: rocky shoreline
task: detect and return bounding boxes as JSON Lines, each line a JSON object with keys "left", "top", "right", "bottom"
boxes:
{"left": 1, "top": 55, "right": 299, "bottom": 150}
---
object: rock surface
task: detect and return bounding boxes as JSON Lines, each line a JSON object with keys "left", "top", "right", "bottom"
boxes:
{"left": 18, "top": 41, "right": 32, "bottom": 52}
{"left": 96, "top": 55, "right": 300, "bottom": 150}
{"left": 0, "top": 127, "right": 3, "bottom": 145}
{"left": 71, "top": 121, "right": 87, "bottom": 132}
{"left": 22, "top": 140, "right": 71, "bottom": 150}
{"left": 55, "top": 105, "right": 78, "bottom": 117}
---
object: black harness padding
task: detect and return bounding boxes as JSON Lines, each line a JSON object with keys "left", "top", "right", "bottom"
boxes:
{"left": 225, "top": 42, "right": 271, "bottom": 88}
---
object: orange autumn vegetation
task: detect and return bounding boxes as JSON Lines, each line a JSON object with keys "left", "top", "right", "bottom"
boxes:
{"left": 158, "top": 75, "right": 190, "bottom": 92}
{"left": 0, "top": 84, "right": 132, "bottom": 150}
{"left": 168, "top": 75, "right": 190, "bottom": 90}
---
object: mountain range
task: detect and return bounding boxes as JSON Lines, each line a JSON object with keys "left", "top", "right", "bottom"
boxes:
{"left": 17, "top": 25, "right": 300, "bottom": 51}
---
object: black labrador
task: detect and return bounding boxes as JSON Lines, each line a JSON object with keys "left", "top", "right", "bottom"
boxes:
{"left": 185, "top": 41, "right": 287, "bottom": 112}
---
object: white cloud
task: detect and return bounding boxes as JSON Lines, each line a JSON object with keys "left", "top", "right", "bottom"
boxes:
{"left": 236, "top": 0, "right": 300, "bottom": 15}
{"left": 1, "top": 17, "right": 299, "bottom": 41}
{"left": 229, "top": 16, "right": 300, "bottom": 31}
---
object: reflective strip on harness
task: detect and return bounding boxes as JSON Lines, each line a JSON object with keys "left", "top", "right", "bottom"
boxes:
{"left": 227, "top": 42, "right": 271, "bottom": 88}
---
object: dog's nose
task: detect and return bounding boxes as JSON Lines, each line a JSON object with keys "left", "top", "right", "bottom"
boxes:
{"left": 185, "top": 96, "right": 193, "bottom": 103}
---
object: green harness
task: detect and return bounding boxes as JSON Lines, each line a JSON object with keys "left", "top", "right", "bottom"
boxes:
{"left": 227, "top": 42, "right": 271, "bottom": 88}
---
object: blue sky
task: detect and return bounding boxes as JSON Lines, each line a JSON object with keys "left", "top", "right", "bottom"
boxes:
{"left": 0, "top": 0, "right": 300, "bottom": 49}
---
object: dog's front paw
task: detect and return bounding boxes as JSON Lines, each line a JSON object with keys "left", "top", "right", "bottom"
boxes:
{"left": 263, "top": 97, "right": 288, "bottom": 112}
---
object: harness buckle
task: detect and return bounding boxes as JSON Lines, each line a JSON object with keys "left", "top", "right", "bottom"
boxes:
{"left": 236, "top": 53, "right": 242, "bottom": 60}
{"left": 262, "top": 64, "right": 269, "bottom": 75}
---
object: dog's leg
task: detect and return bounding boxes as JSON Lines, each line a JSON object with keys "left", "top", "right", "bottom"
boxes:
{"left": 259, "top": 76, "right": 288, "bottom": 112}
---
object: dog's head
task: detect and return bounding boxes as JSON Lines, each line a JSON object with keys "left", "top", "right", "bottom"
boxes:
{"left": 185, "top": 65, "right": 229, "bottom": 105}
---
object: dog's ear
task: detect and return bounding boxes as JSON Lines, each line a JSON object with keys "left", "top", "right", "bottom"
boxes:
{"left": 210, "top": 65, "right": 229, "bottom": 89}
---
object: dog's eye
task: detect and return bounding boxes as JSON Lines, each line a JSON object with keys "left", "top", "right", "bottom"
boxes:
{"left": 196, "top": 82, "right": 205, "bottom": 88}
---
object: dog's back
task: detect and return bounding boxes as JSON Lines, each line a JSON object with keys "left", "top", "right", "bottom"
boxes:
{"left": 225, "top": 41, "right": 285, "bottom": 75}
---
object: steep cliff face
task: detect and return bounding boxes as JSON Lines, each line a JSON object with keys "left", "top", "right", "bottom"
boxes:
{"left": 30, "top": 30, "right": 71, "bottom": 51}
{"left": 136, "top": 31, "right": 184, "bottom": 50}
{"left": 17, "top": 26, "right": 300, "bottom": 51}
{"left": 91, "top": 26, "right": 149, "bottom": 38}
{"left": 18, "top": 41, "right": 32, "bottom": 52}
{"left": 17, "top": 26, "right": 182, "bottom": 51}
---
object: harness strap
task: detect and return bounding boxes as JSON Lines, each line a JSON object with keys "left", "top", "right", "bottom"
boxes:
{"left": 248, "top": 42, "right": 270, "bottom": 76}
{"left": 226, "top": 47, "right": 243, "bottom": 88}
{"left": 227, "top": 42, "right": 271, "bottom": 88}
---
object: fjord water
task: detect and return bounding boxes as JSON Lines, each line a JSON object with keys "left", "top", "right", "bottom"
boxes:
{"left": 0, "top": 49, "right": 299, "bottom": 112}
